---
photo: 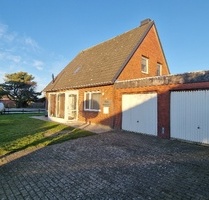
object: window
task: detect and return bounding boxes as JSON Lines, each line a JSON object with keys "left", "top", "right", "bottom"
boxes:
{"left": 50, "top": 94, "right": 57, "bottom": 117}
{"left": 156, "top": 63, "right": 162, "bottom": 76}
{"left": 141, "top": 56, "right": 148, "bottom": 73}
{"left": 84, "top": 92, "right": 101, "bottom": 111}
{"left": 85, "top": 93, "right": 90, "bottom": 110}
{"left": 57, "top": 93, "right": 65, "bottom": 118}
{"left": 49, "top": 93, "right": 65, "bottom": 118}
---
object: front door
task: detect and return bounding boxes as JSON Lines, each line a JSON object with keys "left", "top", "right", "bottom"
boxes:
{"left": 67, "top": 92, "right": 78, "bottom": 120}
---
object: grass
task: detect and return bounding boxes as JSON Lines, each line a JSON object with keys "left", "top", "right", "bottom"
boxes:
{"left": 0, "top": 114, "right": 95, "bottom": 157}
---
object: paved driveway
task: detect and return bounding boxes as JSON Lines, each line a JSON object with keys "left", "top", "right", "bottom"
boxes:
{"left": 0, "top": 131, "right": 209, "bottom": 200}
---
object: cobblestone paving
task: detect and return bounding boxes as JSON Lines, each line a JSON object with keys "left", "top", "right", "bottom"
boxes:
{"left": 1, "top": 131, "right": 209, "bottom": 200}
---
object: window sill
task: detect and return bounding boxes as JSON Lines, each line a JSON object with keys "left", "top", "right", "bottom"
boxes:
{"left": 84, "top": 109, "right": 101, "bottom": 112}
{"left": 141, "top": 71, "right": 149, "bottom": 74}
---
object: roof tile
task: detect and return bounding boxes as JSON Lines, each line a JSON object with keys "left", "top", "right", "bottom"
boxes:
{"left": 44, "top": 20, "right": 154, "bottom": 92}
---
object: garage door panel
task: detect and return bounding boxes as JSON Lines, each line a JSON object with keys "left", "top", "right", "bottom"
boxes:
{"left": 171, "top": 90, "right": 209, "bottom": 144}
{"left": 122, "top": 93, "right": 157, "bottom": 136}
{"left": 122, "top": 95, "right": 132, "bottom": 130}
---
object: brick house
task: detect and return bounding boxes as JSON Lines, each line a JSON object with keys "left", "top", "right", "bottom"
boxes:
{"left": 44, "top": 18, "right": 209, "bottom": 144}
{"left": 0, "top": 95, "right": 16, "bottom": 108}
{"left": 43, "top": 18, "right": 170, "bottom": 128}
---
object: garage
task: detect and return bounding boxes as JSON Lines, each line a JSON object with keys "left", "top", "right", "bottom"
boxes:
{"left": 122, "top": 93, "right": 157, "bottom": 136}
{"left": 171, "top": 90, "right": 209, "bottom": 144}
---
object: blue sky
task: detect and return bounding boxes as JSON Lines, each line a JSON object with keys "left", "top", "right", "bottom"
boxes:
{"left": 0, "top": 0, "right": 209, "bottom": 93}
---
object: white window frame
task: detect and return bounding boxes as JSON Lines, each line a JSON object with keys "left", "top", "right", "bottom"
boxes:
{"left": 156, "top": 63, "right": 162, "bottom": 76}
{"left": 57, "top": 93, "right": 65, "bottom": 118}
{"left": 84, "top": 91, "right": 101, "bottom": 112}
{"left": 49, "top": 92, "right": 65, "bottom": 118}
{"left": 141, "top": 56, "right": 149, "bottom": 74}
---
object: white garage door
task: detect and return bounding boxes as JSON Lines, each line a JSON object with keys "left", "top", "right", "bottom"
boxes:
{"left": 171, "top": 90, "right": 209, "bottom": 144}
{"left": 122, "top": 93, "right": 157, "bottom": 136}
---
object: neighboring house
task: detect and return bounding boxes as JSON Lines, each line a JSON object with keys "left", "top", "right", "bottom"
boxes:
{"left": 43, "top": 19, "right": 170, "bottom": 128}
{"left": 0, "top": 95, "right": 16, "bottom": 108}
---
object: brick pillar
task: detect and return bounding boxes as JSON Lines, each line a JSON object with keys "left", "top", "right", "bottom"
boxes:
{"left": 158, "top": 88, "right": 170, "bottom": 139}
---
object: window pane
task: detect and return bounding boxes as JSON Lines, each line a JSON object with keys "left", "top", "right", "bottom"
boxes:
{"left": 50, "top": 94, "right": 56, "bottom": 117}
{"left": 85, "top": 93, "right": 90, "bottom": 109}
{"left": 141, "top": 57, "right": 148, "bottom": 73}
{"left": 91, "top": 93, "right": 101, "bottom": 110}
{"left": 156, "top": 63, "right": 162, "bottom": 76}
{"left": 58, "top": 93, "right": 65, "bottom": 118}
{"left": 69, "top": 94, "right": 77, "bottom": 110}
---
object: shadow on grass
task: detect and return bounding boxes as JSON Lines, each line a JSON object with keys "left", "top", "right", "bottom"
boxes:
{"left": 0, "top": 122, "right": 60, "bottom": 145}
{"left": 0, "top": 126, "right": 95, "bottom": 160}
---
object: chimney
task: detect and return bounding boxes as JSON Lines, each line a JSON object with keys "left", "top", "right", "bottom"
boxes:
{"left": 140, "top": 18, "right": 151, "bottom": 26}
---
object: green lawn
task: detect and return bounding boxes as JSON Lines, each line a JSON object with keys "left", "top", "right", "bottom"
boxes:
{"left": 0, "top": 114, "right": 95, "bottom": 156}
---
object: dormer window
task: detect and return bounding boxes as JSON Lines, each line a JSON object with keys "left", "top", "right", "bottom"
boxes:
{"left": 73, "top": 66, "right": 81, "bottom": 74}
{"left": 141, "top": 56, "right": 148, "bottom": 74}
{"left": 156, "top": 63, "right": 162, "bottom": 76}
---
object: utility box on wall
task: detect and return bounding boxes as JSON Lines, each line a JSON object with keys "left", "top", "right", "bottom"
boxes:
{"left": 103, "top": 100, "right": 111, "bottom": 114}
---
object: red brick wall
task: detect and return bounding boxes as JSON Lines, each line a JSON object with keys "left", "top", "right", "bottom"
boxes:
{"left": 117, "top": 26, "right": 169, "bottom": 81}
{"left": 1, "top": 96, "right": 16, "bottom": 108}
{"left": 78, "top": 85, "right": 115, "bottom": 127}
{"left": 1, "top": 99, "right": 16, "bottom": 108}
{"left": 45, "top": 86, "right": 116, "bottom": 127}
{"left": 46, "top": 80, "right": 209, "bottom": 139}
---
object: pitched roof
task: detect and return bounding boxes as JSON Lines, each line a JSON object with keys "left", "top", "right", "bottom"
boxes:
{"left": 44, "top": 19, "right": 154, "bottom": 92}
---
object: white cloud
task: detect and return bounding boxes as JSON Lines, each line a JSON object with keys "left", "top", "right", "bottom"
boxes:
{"left": 0, "top": 23, "right": 17, "bottom": 42}
{"left": 4, "top": 32, "right": 17, "bottom": 42}
{"left": 0, "top": 22, "right": 40, "bottom": 54}
{"left": 0, "top": 51, "right": 21, "bottom": 63}
{"left": 0, "top": 23, "right": 7, "bottom": 37}
{"left": 0, "top": 22, "right": 44, "bottom": 79}
{"left": 24, "top": 36, "right": 40, "bottom": 51}
{"left": 7, "top": 54, "right": 21, "bottom": 63}
{"left": 0, "top": 22, "right": 69, "bottom": 94}
{"left": 32, "top": 60, "right": 44, "bottom": 70}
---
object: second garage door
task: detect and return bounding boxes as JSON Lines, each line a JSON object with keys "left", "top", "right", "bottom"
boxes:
{"left": 122, "top": 93, "right": 157, "bottom": 136}
{"left": 171, "top": 90, "right": 209, "bottom": 144}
